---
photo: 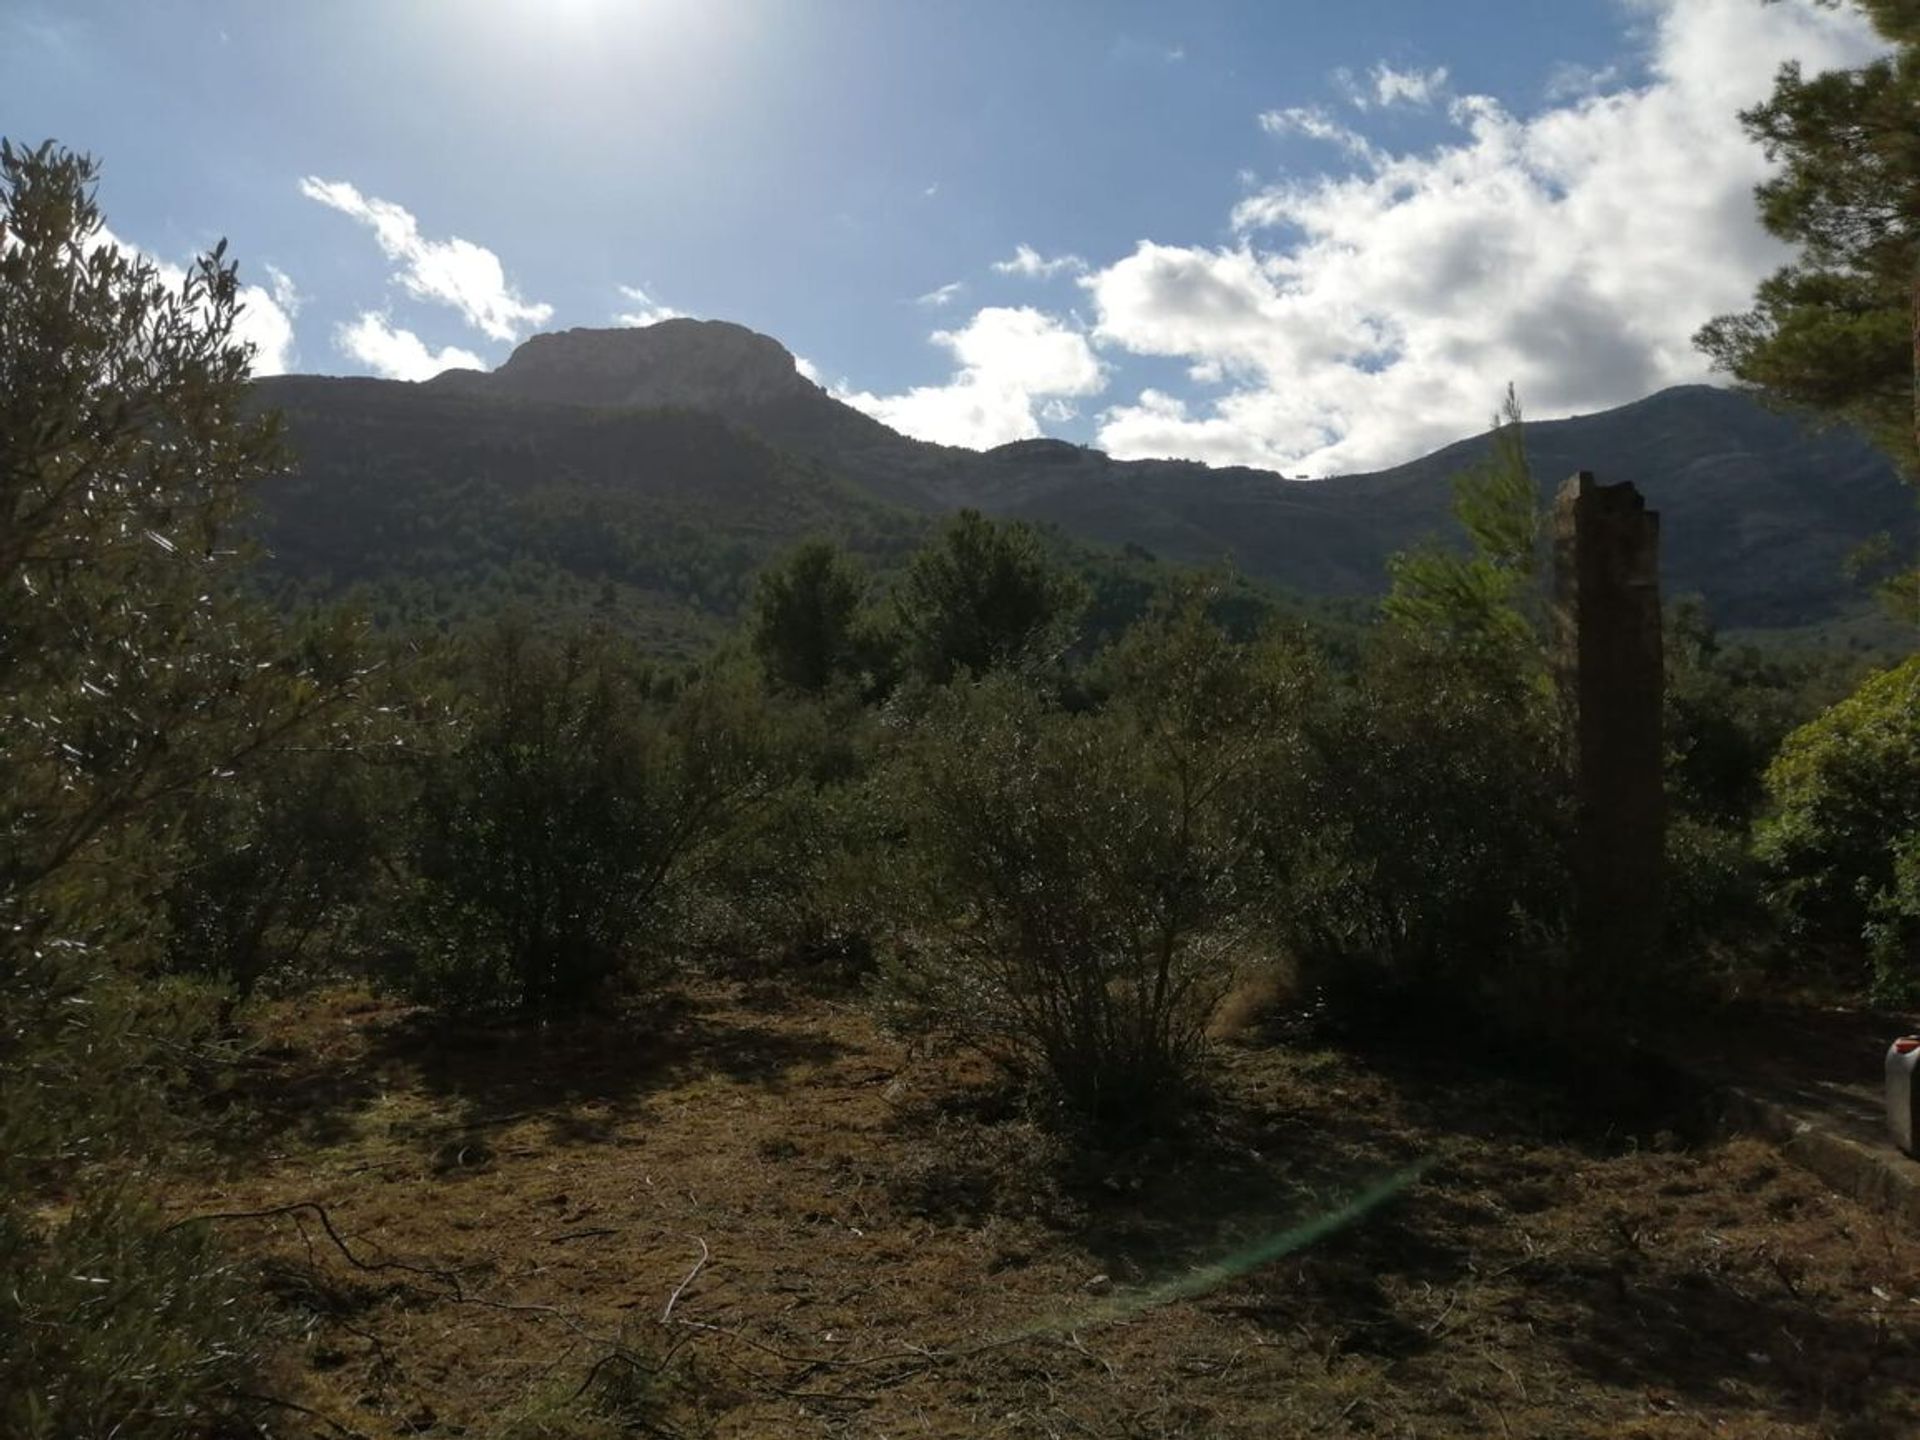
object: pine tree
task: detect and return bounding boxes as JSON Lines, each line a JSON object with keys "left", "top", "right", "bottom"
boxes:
{"left": 1695, "top": 2, "right": 1920, "bottom": 617}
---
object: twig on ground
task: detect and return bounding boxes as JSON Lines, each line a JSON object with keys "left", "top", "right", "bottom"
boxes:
{"left": 235, "top": 1388, "right": 368, "bottom": 1439}
{"left": 164, "top": 1200, "right": 466, "bottom": 1298}
{"left": 661, "top": 1237, "right": 710, "bottom": 1323}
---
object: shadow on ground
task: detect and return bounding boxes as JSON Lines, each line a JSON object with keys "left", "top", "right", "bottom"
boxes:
{"left": 215, "top": 986, "right": 849, "bottom": 1161}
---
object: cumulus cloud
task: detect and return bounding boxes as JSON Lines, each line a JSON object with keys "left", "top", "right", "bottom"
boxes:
{"left": 993, "top": 244, "right": 1088, "bottom": 280}
{"left": 1088, "top": 0, "right": 1884, "bottom": 475}
{"left": 299, "top": 177, "right": 552, "bottom": 342}
{"left": 917, "top": 280, "right": 966, "bottom": 307}
{"left": 336, "top": 312, "right": 484, "bottom": 382}
{"left": 614, "top": 284, "right": 683, "bottom": 326}
{"left": 93, "top": 226, "right": 297, "bottom": 376}
{"left": 835, "top": 305, "right": 1107, "bottom": 449}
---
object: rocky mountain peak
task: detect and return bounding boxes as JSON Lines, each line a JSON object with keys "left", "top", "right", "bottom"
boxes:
{"left": 464, "top": 318, "right": 819, "bottom": 411}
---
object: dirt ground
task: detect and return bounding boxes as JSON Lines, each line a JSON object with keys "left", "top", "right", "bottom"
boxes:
{"left": 168, "top": 981, "right": 1920, "bottom": 1439}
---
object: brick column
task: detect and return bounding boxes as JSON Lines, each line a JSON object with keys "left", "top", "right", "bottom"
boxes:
{"left": 1553, "top": 473, "right": 1665, "bottom": 993}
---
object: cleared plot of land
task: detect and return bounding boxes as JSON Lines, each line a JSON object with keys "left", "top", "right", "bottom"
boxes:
{"left": 172, "top": 984, "right": 1920, "bottom": 1438}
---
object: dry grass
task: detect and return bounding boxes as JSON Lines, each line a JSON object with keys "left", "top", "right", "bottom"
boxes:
{"left": 167, "top": 981, "right": 1920, "bottom": 1438}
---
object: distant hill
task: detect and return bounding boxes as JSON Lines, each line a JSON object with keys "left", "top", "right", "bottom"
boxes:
{"left": 252, "top": 319, "right": 1917, "bottom": 636}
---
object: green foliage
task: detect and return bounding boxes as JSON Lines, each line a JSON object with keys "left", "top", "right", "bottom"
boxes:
{"left": 256, "top": 380, "right": 924, "bottom": 647}
{"left": 893, "top": 509, "right": 1088, "bottom": 684}
{"left": 1695, "top": 4, "right": 1920, "bottom": 611}
{"left": 401, "top": 620, "right": 788, "bottom": 1011}
{"left": 1, "top": 1195, "right": 262, "bottom": 1440}
{"left": 1866, "top": 829, "right": 1920, "bottom": 1002}
{"left": 882, "top": 594, "right": 1292, "bottom": 1133}
{"left": 0, "top": 138, "right": 358, "bottom": 1436}
{"left": 162, "top": 740, "right": 376, "bottom": 1004}
{"left": 1274, "top": 626, "right": 1570, "bottom": 1012}
{"left": 1382, "top": 387, "right": 1543, "bottom": 660}
{"left": 1695, "top": 18, "right": 1920, "bottom": 478}
{"left": 1757, "top": 654, "right": 1920, "bottom": 996}
{"left": 749, "top": 537, "right": 875, "bottom": 694}
{"left": 691, "top": 737, "right": 891, "bottom": 978}
{"left": 1286, "top": 395, "right": 1569, "bottom": 1012}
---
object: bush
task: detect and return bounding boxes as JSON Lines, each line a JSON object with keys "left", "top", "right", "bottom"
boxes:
{"left": 401, "top": 621, "right": 787, "bottom": 1011}
{"left": 1274, "top": 395, "right": 1572, "bottom": 1018}
{"left": 1758, "top": 655, "right": 1920, "bottom": 997}
{"left": 1866, "top": 830, "right": 1920, "bottom": 1002}
{"left": 881, "top": 597, "right": 1291, "bottom": 1135}
{"left": 163, "top": 732, "right": 376, "bottom": 1008}
{"left": 1273, "top": 626, "right": 1571, "bottom": 1017}
{"left": 1, "top": 1195, "right": 262, "bottom": 1440}
{"left": 690, "top": 758, "right": 890, "bottom": 979}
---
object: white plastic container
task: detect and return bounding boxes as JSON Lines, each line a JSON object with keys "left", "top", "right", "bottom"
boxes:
{"left": 1887, "top": 1037, "right": 1920, "bottom": 1156}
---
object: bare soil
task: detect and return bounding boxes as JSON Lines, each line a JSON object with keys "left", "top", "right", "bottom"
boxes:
{"left": 169, "top": 981, "right": 1920, "bottom": 1438}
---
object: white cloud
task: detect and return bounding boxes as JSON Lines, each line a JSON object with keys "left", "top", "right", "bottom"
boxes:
{"left": 835, "top": 305, "right": 1107, "bottom": 449}
{"left": 264, "top": 263, "right": 302, "bottom": 316}
{"left": 916, "top": 280, "right": 966, "bottom": 307}
{"left": 1370, "top": 63, "right": 1447, "bottom": 108}
{"left": 298, "top": 177, "right": 552, "bottom": 342}
{"left": 1256, "top": 107, "right": 1383, "bottom": 164}
{"left": 992, "top": 243, "right": 1088, "bottom": 280}
{"left": 92, "top": 226, "right": 297, "bottom": 376}
{"left": 794, "top": 354, "right": 822, "bottom": 384}
{"left": 1544, "top": 60, "right": 1622, "bottom": 102}
{"left": 1088, "top": 0, "right": 1885, "bottom": 475}
{"left": 234, "top": 280, "right": 298, "bottom": 377}
{"left": 613, "top": 283, "right": 683, "bottom": 326}
{"left": 335, "top": 312, "right": 484, "bottom": 382}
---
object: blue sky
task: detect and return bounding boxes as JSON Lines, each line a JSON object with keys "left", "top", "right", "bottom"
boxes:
{"left": 0, "top": 0, "right": 1884, "bottom": 474}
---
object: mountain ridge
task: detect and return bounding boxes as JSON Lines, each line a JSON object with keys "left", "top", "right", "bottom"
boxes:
{"left": 255, "top": 320, "right": 1918, "bottom": 632}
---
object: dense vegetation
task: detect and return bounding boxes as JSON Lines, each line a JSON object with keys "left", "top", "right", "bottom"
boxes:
{"left": 1696, "top": 0, "right": 1920, "bottom": 619}
{"left": 5, "top": 110, "right": 1916, "bottom": 1435}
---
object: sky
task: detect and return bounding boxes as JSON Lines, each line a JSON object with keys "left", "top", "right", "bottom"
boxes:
{"left": 0, "top": 0, "right": 1887, "bottom": 476}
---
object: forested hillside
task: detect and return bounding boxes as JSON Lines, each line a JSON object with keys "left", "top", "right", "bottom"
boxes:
{"left": 253, "top": 321, "right": 1916, "bottom": 638}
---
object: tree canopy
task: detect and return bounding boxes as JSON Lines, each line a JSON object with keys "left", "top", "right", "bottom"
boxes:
{"left": 1696, "top": 0, "right": 1920, "bottom": 487}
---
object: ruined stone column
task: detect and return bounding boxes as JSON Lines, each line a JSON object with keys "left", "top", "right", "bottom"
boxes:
{"left": 1553, "top": 473, "right": 1665, "bottom": 994}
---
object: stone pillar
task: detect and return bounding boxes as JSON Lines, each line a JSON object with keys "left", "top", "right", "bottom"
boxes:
{"left": 1553, "top": 473, "right": 1664, "bottom": 993}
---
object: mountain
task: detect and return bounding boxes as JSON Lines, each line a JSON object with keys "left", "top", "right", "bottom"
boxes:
{"left": 252, "top": 320, "right": 1918, "bottom": 636}
{"left": 249, "top": 371, "right": 920, "bottom": 652}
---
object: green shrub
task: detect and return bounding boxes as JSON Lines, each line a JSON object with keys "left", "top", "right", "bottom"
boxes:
{"left": 401, "top": 621, "right": 787, "bottom": 1011}
{"left": 163, "top": 737, "right": 376, "bottom": 1007}
{"left": 1866, "top": 830, "right": 1920, "bottom": 1002}
{"left": 1, "top": 1195, "right": 262, "bottom": 1440}
{"left": 1664, "top": 813, "right": 1766, "bottom": 977}
{"left": 881, "top": 598, "right": 1290, "bottom": 1134}
{"left": 1757, "top": 655, "right": 1920, "bottom": 996}
{"left": 1277, "top": 391, "right": 1573, "bottom": 1020}
{"left": 1273, "top": 627, "right": 1571, "bottom": 1015}
{"left": 691, "top": 760, "right": 890, "bottom": 979}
